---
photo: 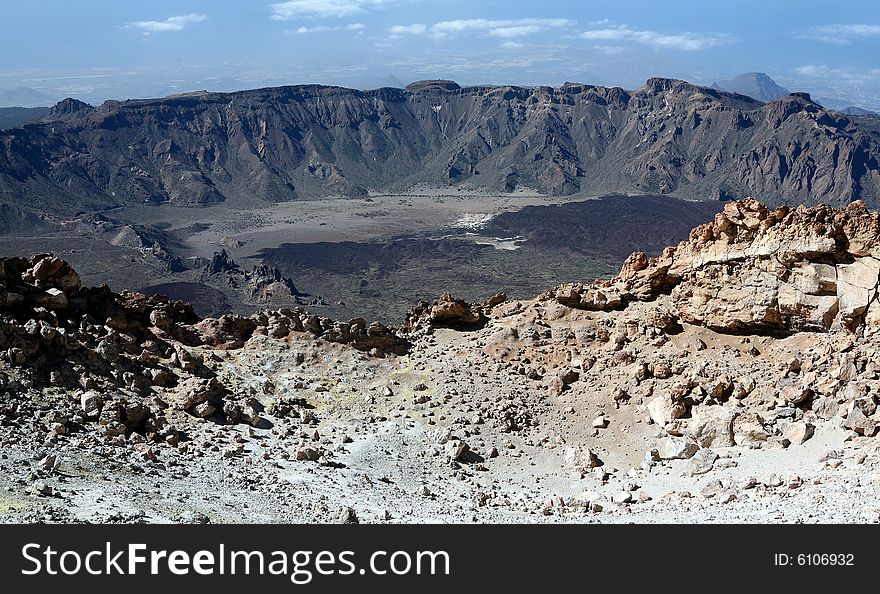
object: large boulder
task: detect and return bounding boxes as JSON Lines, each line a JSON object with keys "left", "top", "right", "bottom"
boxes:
{"left": 175, "top": 377, "right": 224, "bottom": 412}
{"left": 647, "top": 392, "right": 686, "bottom": 426}
{"left": 836, "top": 257, "right": 880, "bottom": 322}
{"left": 687, "top": 405, "right": 738, "bottom": 447}
{"left": 733, "top": 412, "right": 769, "bottom": 447}
{"left": 23, "top": 254, "right": 81, "bottom": 293}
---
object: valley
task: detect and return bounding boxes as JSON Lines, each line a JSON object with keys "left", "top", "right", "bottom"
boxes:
{"left": 0, "top": 189, "right": 720, "bottom": 322}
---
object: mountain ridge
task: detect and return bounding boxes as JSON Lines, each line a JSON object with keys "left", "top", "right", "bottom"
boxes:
{"left": 1, "top": 77, "right": 879, "bottom": 215}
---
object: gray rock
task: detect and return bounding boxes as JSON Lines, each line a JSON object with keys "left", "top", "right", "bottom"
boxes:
{"left": 687, "top": 448, "right": 719, "bottom": 476}
{"left": 658, "top": 436, "right": 698, "bottom": 460}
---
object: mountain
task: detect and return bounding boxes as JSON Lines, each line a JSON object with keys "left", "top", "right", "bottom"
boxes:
{"left": 712, "top": 72, "right": 790, "bottom": 101}
{"left": 839, "top": 106, "right": 877, "bottom": 116}
{"left": 364, "top": 74, "right": 405, "bottom": 89}
{"left": 0, "top": 86, "right": 52, "bottom": 108}
{"left": 1, "top": 78, "right": 879, "bottom": 215}
{"left": 815, "top": 96, "right": 878, "bottom": 116}
{"left": 0, "top": 106, "right": 48, "bottom": 129}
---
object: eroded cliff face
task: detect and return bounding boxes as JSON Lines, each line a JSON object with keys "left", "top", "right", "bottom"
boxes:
{"left": 553, "top": 198, "right": 880, "bottom": 334}
{"left": 1, "top": 79, "right": 878, "bottom": 214}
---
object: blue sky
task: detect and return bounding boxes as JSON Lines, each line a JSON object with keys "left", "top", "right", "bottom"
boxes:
{"left": 1, "top": 0, "right": 878, "bottom": 108}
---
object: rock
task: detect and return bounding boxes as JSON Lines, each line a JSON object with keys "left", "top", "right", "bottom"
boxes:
{"left": 688, "top": 405, "right": 737, "bottom": 447}
{"left": 812, "top": 397, "right": 840, "bottom": 420}
{"left": 658, "top": 437, "right": 698, "bottom": 460}
{"left": 766, "top": 474, "right": 784, "bottom": 488}
{"left": 783, "top": 421, "right": 815, "bottom": 445}
{"left": 612, "top": 491, "right": 633, "bottom": 504}
{"left": 175, "top": 377, "right": 223, "bottom": 411}
{"left": 732, "top": 376, "right": 756, "bottom": 399}
{"left": 194, "top": 314, "right": 258, "bottom": 349}
{"left": 23, "top": 255, "right": 81, "bottom": 293}
{"left": 337, "top": 507, "right": 359, "bottom": 524}
{"left": 733, "top": 413, "right": 769, "bottom": 447}
{"left": 39, "top": 288, "right": 68, "bottom": 309}
{"left": 647, "top": 393, "right": 686, "bottom": 426}
{"left": 780, "top": 384, "right": 811, "bottom": 405}
{"left": 95, "top": 340, "right": 119, "bottom": 363}
{"left": 444, "top": 439, "right": 470, "bottom": 462}
{"left": 563, "top": 446, "right": 603, "bottom": 470}
{"left": 80, "top": 391, "right": 102, "bottom": 418}
{"left": 559, "top": 369, "right": 579, "bottom": 385}
{"left": 413, "top": 293, "right": 483, "bottom": 329}
{"left": 172, "top": 344, "right": 200, "bottom": 371}
{"left": 849, "top": 396, "right": 878, "bottom": 417}
{"left": 717, "top": 491, "right": 737, "bottom": 504}
{"left": 652, "top": 363, "right": 672, "bottom": 379}
{"left": 700, "top": 480, "right": 724, "bottom": 498}
{"left": 592, "top": 415, "right": 608, "bottom": 429}
{"left": 37, "top": 454, "right": 59, "bottom": 472}
{"left": 103, "top": 421, "right": 126, "bottom": 437}
{"left": 192, "top": 402, "right": 216, "bottom": 418}
{"left": 32, "top": 481, "right": 54, "bottom": 496}
{"left": 295, "top": 448, "right": 322, "bottom": 462}
{"left": 687, "top": 448, "right": 718, "bottom": 476}
{"left": 787, "top": 474, "right": 803, "bottom": 489}
{"left": 836, "top": 257, "right": 880, "bottom": 321}
{"left": 843, "top": 408, "right": 878, "bottom": 437}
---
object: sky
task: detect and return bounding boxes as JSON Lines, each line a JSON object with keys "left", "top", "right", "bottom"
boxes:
{"left": 0, "top": 0, "right": 879, "bottom": 108}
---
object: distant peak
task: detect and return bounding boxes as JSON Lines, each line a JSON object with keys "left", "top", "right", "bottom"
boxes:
{"left": 47, "top": 97, "right": 93, "bottom": 117}
{"left": 741, "top": 72, "right": 773, "bottom": 81}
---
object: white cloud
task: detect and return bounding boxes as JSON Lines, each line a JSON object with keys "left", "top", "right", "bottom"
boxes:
{"left": 389, "top": 23, "right": 427, "bottom": 35}
{"left": 291, "top": 22, "right": 365, "bottom": 34}
{"left": 127, "top": 13, "right": 207, "bottom": 33}
{"left": 500, "top": 41, "right": 525, "bottom": 50}
{"left": 579, "top": 23, "right": 731, "bottom": 51}
{"left": 488, "top": 26, "right": 544, "bottom": 39}
{"left": 270, "top": 0, "right": 391, "bottom": 20}
{"left": 389, "top": 18, "right": 575, "bottom": 40}
{"left": 432, "top": 18, "right": 574, "bottom": 37}
{"left": 802, "top": 23, "right": 880, "bottom": 45}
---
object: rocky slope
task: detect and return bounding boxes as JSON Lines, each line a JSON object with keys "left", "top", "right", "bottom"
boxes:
{"left": 1, "top": 78, "right": 879, "bottom": 216}
{"left": 3, "top": 199, "right": 880, "bottom": 523}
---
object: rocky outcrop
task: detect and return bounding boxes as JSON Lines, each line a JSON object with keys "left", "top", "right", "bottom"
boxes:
{"left": 406, "top": 292, "right": 506, "bottom": 331}
{"left": 202, "top": 250, "right": 300, "bottom": 303}
{"left": 0, "top": 254, "right": 408, "bottom": 439}
{"left": 194, "top": 308, "right": 406, "bottom": 356}
{"left": 551, "top": 198, "right": 880, "bottom": 334}
{"left": 1, "top": 79, "right": 878, "bottom": 214}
